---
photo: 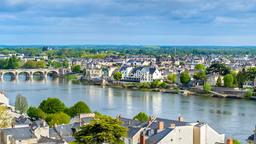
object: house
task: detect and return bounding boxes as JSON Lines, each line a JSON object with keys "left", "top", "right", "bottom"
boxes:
{"left": 120, "top": 66, "right": 162, "bottom": 82}
{"left": 119, "top": 116, "right": 225, "bottom": 144}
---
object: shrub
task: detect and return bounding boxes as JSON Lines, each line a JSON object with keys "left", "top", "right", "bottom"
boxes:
{"left": 133, "top": 112, "right": 149, "bottom": 122}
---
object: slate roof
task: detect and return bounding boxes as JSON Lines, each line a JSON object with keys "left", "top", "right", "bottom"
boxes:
{"left": 50, "top": 123, "right": 80, "bottom": 143}
{"left": 2, "top": 127, "right": 37, "bottom": 140}
{"left": 248, "top": 134, "right": 255, "bottom": 141}
{"left": 15, "top": 116, "right": 31, "bottom": 125}
{"left": 38, "top": 136, "right": 65, "bottom": 144}
{"left": 147, "top": 128, "right": 173, "bottom": 144}
{"left": 149, "top": 118, "right": 190, "bottom": 130}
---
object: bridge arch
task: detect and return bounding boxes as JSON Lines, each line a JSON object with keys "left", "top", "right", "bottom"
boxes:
{"left": 18, "top": 71, "right": 31, "bottom": 80}
{"left": 32, "top": 71, "right": 46, "bottom": 80}
{"left": 2, "top": 71, "right": 17, "bottom": 81}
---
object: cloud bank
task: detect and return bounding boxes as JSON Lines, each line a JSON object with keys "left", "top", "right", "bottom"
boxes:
{"left": 1, "top": 0, "right": 256, "bottom": 45}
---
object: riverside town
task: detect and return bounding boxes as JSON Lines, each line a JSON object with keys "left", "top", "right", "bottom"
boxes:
{"left": 1, "top": 0, "right": 256, "bottom": 144}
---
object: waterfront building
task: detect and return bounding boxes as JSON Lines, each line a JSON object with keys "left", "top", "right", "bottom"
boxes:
{"left": 120, "top": 66, "right": 162, "bottom": 82}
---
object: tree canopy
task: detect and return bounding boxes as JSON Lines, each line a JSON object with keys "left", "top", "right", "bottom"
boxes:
{"left": 67, "top": 101, "right": 91, "bottom": 117}
{"left": 180, "top": 71, "right": 191, "bottom": 85}
{"left": 27, "top": 107, "right": 46, "bottom": 120}
{"left": 113, "top": 72, "right": 122, "bottom": 81}
{"left": 46, "top": 112, "right": 70, "bottom": 127}
{"left": 74, "top": 115, "right": 127, "bottom": 144}
{"left": 39, "top": 98, "right": 66, "bottom": 114}
{"left": 0, "top": 106, "right": 12, "bottom": 128}
{"left": 133, "top": 112, "right": 149, "bottom": 122}
{"left": 223, "top": 74, "right": 234, "bottom": 88}
{"left": 206, "top": 63, "right": 231, "bottom": 76}
{"left": 167, "top": 73, "right": 177, "bottom": 83}
{"left": 15, "top": 95, "right": 28, "bottom": 114}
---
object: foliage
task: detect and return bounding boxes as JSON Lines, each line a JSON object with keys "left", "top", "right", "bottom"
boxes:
{"left": 23, "top": 60, "right": 46, "bottom": 69}
{"left": 216, "top": 76, "right": 222, "bottom": 87}
{"left": 180, "top": 71, "right": 191, "bottom": 85}
{"left": 39, "top": 98, "right": 66, "bottom": 114}
{"left": 167, "top": 73, "right": 177, "bottom": 83}
{"left": 203, "top": 82, "right": 212, "bottom": 92}
{"left": 27, "top": 107, "right": 46, "bottom": 120}
{"left": 64, "top": 74, "right": 78, "bottom": 80}
{"left": 206, "top": 63, "right": 231, "bottom": 76}
{"left": 193, "top": 64, "right": 207, "bottom": 82}
{"left": 72, "top": 65, "right": 81, "bottom": 73}
{"left": 15, "top": 95, "right": 28, "bottom": 114}
{"left": 245, "top": 89, "right": 253, "bottom": 98}
{"left": 0, "top": 56, "right": 20, "bottom": 69}
{"left": 223, "top": 74, "right": 234, "bottom": 88}
{"left": 45, "top": 112, "right": 70, "bottom": 127}
{"left": 150, "top": 80, "right": 161, "bottom": 88}
{"left": 74, "top": 115, "right": 127, "bottom": 144}
{"left": 236, "top": 69, "right": 248, "bottom": 88}
{"left": 233, "top": 139, "right": 241, "bottom": 144}
{"left": 113, "top": 72, "right": 122, "bottom": 81}
{"left": 0, "top": 106, "right": 12, "bottom": 128}
{"left": 67, "top": 101, "right": 91, "bottom": 117}
{"left": 133, "top": 112, "right": 149, "bottom": 122}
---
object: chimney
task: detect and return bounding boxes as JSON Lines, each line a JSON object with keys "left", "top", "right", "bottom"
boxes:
{"left": 158, "top": 121, "right": 164, "bottom": 131}
{"left": 140, "top": 134, "right": 146, "bottom": 144}
{"left": 226, "top": 138, "right": 233, "bottom": 144}
{"left": 178, "top": 116, "right": 184, "bottom": 122}
{"left": 170, "top": 123, "right": 176, "bottom": 129}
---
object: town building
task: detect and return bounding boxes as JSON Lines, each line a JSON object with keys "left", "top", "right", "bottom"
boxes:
{"left": 119, "top": 116, "right": 225, "bottom": 144}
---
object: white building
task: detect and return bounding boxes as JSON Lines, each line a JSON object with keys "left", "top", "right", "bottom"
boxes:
{"left": 120, "top": 66, "right": 162, "bottom": 82}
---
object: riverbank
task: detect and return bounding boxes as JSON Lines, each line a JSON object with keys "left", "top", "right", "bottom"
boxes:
{"left": 80, "top": 78, "right": 256, "bottom": 101}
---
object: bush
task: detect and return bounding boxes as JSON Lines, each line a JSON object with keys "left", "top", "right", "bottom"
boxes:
{"left": 245, "top": 89, "right": 253, "bottom": 98}
{"left": 67, "top": 101, "right": 91, "bottom": 117}
{"left": 39, "top": 98, "right": 66, "bottom": 114}
{"left": 46, "top": 112, "right": 70, "bottom": 127}
{"left": 27, "top": 107, "right": 46, "bottom": 120}
{"left": 203, "top": 82, "right": 212, "bottom": 92}
{"left": 72, "top": 65, "right": 81, "bottom": 73}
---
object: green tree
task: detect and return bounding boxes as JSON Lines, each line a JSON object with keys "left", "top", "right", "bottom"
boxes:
{"left": 206, "top": 63, "right": 231, "bottom": 76}
{"left": 46, "top": 112, "right": 70, "bottom": 127}
{"left": 180, "top": 71, "right": 191, "bottom": 85}
{"left": 71, "top": 65, "right": 81, "bottom": 73}
{"left": 203, "top": 82, "right": 212, "bottom": 92}
{"left": 27, "top": 107, "right": 46, "bottom": 120}
{"left": 67, "top": 101, "right": 91, "bottom": 117}
{"left": 74, "top": 115, "right": 127, "bottom": 144}
{"left": 113, "top": 72, "right": 122, "bottom": 81}
{"left": 0, "top": 106, "right": 12, "bottom": 128}
{"left": 223, "top": 74, "right": 234, "bottom": 88}
{"left": 237, "top": 69, "right": 248, "bottom": 88}
{"left": 216, "top": 76, "right": 222, "bottom": 87}
{"left": 15, "top": 95, "right": 28, "bottom": 114}
{"left": 193, "top": 64, "right": 207, "bottom": 82}
{"left": 133, "top": 112, "right": 149, "bottom": 122}
{"left": 167, "top": 73, "right": 177, "bottom": 83}
{"left": 39, "top": 98, "right": 66, "bottom": 114}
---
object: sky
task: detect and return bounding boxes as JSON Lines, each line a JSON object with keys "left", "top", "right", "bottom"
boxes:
{"left": 0, "top": 0, "right": 256, "bottom": 45}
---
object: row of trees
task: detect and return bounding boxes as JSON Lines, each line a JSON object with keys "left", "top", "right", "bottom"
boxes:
{"left": 27, "top": 97, "right": 91, "bottom": 127}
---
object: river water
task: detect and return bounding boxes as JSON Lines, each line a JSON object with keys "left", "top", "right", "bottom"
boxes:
{"left": 0, "top": 78, "right": 255, "bottom": 142}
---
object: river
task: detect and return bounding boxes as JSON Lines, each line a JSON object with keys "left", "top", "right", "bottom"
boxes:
{"left": 0, "top": 78, "right": 255, "bottom": 142}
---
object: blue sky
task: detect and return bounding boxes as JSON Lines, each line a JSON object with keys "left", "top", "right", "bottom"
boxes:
{"left": 0, "top": 0, "right": 256, "bottom": 45}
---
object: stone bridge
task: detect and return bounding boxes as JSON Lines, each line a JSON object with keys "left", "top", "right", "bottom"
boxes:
{"left": 0, "top": 68, "right": 69, "bottom": 80}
